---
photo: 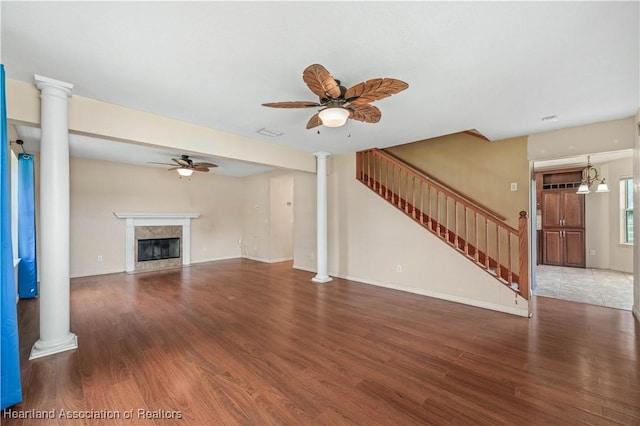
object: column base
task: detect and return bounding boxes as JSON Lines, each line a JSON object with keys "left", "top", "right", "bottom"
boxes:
{"left": 29, "top": 333, "right": 78, "bottom": 360}
{"left": 312, "top": 275, "right": 333, "bottom": 284}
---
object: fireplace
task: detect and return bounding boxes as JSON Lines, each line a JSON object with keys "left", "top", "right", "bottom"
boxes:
{"left": 113, "top": 213, "right": 199, "bottom": 273}
{"left": 137, "top": 237, "right": 181, "bottom": 262}
{"left": 134, "top": 225, "right": 182, "bottom": 271}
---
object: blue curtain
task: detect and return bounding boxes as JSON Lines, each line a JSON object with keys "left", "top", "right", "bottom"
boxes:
{"left": 0, "top": 64, "right": 23, "bottom": 409}
{"left": 18, "top": 154, "right": 37, "bottom": 298}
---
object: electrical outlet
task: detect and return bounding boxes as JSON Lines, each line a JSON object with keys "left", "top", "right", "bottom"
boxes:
{"left": 97, "top": 255, "right": 103, "bottom": 262}
{"left": 589, "top": 249, "right": 596, "bottom": 256}
{"left": 396, "top": 264, "right": 402, "bottom": 273}
{"left": 510, "top": 182, "right": 518, "bottom": 191}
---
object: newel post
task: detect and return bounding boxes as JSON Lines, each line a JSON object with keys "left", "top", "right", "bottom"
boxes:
{"left": 356, "top": 151, "right": 363, "bottom": 181}
{"left": 518, "top": 211, "right": 530, "bottom": 300}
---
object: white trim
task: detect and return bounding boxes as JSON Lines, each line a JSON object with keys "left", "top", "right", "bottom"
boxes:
{"left": 30, "top": 334, "right": 78, "bottom": 360}
{"left": 113, "top": 212, "right": 200, "bottom": 220}
{"left": 242, "top": 255, "right": 271, "bottom": 263}
{"left": 14, "top": 258, "right": 20, "bottom": 303}
{"left": 241, "top": 255, "right": 293, "bottom": 264}
{"left": 191, "top": 256, "right": 242, "bottom": 264}
{"left": 291, "top": 265, "right": 529, "bottom": 317}
{"left": 269, "top": 257, "right": 293, "bottom": 263}
{"left": 333, "top": 273, "right": 530, "bottom": 317}
{"left": 113, "top": 213, "right": 199, "bottom": 272}
{"left": 293, "top": 264, "right": 316, "bottom": 273}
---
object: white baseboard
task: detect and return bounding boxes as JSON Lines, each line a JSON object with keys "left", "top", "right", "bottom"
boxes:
{"left": 292, "top": 264, "right": 316, "bottom": 273}
{"left": 242, "top": 255, "right": 293, "bottom": 264}
{"left": 334, "top": 272, "right": 530, "bottom": 317}
{"left": 192, "top": 255, "right": 242, "bottom": 265}
{"left": 270, "top": 257, "right": 293, "bottom": 263}
{"left": 291, "top": 265, "right": 529, "bottom": 317}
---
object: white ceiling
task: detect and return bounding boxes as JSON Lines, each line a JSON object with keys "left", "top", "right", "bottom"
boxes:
{"left": 2, "top": 2, "right": 639, "bottom": 175}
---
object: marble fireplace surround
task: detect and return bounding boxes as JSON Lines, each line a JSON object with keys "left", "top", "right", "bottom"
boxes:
{"left": 113, "top": 213, "right": 200, "bottom": 273}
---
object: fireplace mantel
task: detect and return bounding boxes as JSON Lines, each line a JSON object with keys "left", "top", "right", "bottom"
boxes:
{"left": 114, "top": 213, "right": 200, "bottom": 272}
{"left": 114, "top": 213, "right": 200, "bottom": 220}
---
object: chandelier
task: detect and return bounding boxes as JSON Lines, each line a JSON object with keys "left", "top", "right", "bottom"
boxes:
{"left": 576, "top": 156, "right": 609, "bottom": 194}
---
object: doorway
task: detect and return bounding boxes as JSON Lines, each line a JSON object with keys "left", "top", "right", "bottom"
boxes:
{"left": 269, "top": 175, "right": 294, "bottom": 262}
{"left": 531, "top": 151, "right": 634, "bottom": 310}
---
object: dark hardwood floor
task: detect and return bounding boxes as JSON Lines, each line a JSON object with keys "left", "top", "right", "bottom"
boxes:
{"left": 4, "top": 259, "right": 639, "bottom": 425}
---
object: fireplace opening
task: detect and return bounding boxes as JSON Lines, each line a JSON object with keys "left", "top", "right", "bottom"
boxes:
{"left": 137, "top": 238, "right": 181, "bottom": 262}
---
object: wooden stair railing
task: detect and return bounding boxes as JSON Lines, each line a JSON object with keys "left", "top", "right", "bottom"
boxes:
{"left": 356, "top": 148, "right": 529, "bottom": 300}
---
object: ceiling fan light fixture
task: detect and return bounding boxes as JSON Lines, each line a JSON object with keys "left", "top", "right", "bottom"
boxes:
{"left": 177, "top": 167, "right": 193, "bottom": 177}
{"left": 318, "top": 107, "right": 350, "bottom": 128}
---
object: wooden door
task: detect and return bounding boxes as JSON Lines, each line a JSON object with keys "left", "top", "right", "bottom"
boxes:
{"left": 541, "top": 189, "right": 585, "bottom": 268}
{"left": 542, "top": 192, "right": 561, "bottom": 228}
{"left": 542, "top": 230, "right": 563, "bottom": 266}
{"left": 562, "top": 192, "right": 585, "bottom": 228}
{"left": 564, "top": 230, "right": 585, "bottom": 268}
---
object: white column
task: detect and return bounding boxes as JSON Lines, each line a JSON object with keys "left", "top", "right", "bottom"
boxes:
{"left": 30, "top": 75, "right": 77, "bottom": 359}
{"left": 312, "top": 152, "right": 332, "bottom": 283}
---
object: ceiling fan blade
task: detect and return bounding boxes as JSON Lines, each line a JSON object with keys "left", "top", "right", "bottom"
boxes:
{"left": 345, "top": 78, "right": 409, "bottom": 106}
{"left": 193, "top": 166, "right": 210, "bottom": 172}
{"left": 348, "top": 104, "right": 381, "bottom": 123}
{"left": 306, "top": 113, "right": 323, "bottom": 129}
{"left": 193, "top": 162, "right": 218, "bottom": 168}
{"left": 146, "top": 161, "right": 175, "bottom": 166}
{"left": 172, "top": 158, "right": 190, "bottom": 167}
{"left": 262, "top": 101, "right": 322, "bottom": 108}
{"left": 303, "top": 64, "right": 341, "bottom": 100}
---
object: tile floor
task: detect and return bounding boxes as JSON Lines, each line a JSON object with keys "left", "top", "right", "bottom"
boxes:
{"left": 534, "top": 265, "right": 634, "bottom": 310}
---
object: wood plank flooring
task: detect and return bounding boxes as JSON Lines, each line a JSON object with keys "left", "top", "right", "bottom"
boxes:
{"left": 4, "top": 259, "right": 639, "bottom": 425}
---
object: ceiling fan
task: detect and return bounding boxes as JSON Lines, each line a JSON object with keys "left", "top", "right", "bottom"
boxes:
{"left": 148, "top": 155, "right": 218, "bottom": 177}
{"left": 263, "top": 64, "right": 409, "bottom": 129}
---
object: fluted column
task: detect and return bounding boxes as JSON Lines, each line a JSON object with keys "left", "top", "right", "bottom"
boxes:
{"left": 312, "top": 152, "right": 332, "bottom": 283}
{"left": 30, "top": 75, "right": 77, "bottom": 359}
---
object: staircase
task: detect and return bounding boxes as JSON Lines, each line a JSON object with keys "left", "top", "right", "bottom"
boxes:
{"left": 356, "top": 148, "right": 529, "bottom": 300}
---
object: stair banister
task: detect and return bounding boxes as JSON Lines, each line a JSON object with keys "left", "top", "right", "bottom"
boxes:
{"left": 356, "top": 149, "right": 529, "bottom": 300}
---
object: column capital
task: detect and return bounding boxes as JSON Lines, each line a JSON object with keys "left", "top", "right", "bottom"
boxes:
{"left": 34, "top": 74, "right": 73, "bottom": 96}
{"left": 313, "top": 151, "right": 331, "bottom": 159}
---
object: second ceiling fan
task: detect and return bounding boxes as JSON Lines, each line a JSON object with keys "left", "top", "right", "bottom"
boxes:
{"left": 263, "top": 64, "right": 408, "bottom": 129}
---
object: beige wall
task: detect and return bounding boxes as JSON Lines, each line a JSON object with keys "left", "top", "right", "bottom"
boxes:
{"left": 68, "top": 156, "right": 244, "bottom": 277}
{"left": 26, "top": 142, "right": 530, "bottom": 315}
{"left": 584, "top": 163, "right": 611, "bottom": 269}
{"left": 242, "top": 173, "right": 272, "bottom": 261}
{"left": 386, "top": 133, "right": 529, "bottom": 229}
{"left": 292, "top": 171, "right": 317, "bottom": 271}
{"left": 582, "top": 158, "right": 634, "bottom": 272}
{"left": 242, "top": 170, "right": 315, "bottom": 264}
{"left": 6, "top": 78, "right": 316, "bottom": 173}
{"left": 30, "top": 153, "right": 313, "bottom": 277}
{"left": 321, "top": 153, "right": 529, "bottom": 316}
{"left": 269, "top": 175, "right": 294, "bottom": 262}
{"left": 528, "top": 117, "right": 636, "bottom": 162}
{"left": 607, "top": 158, "right": 634, "bottom": 273}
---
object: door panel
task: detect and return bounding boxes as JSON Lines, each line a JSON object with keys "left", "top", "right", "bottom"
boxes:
{"left": 562, "top": 192, "right": 585, "bottom": 228}
{"left": 542, "top": 192, "right": 561, "bottom": 228}
{"left": 542, "top": 230, "right": 563, "bottom": 266}
{"left": 564, "top": 230, "right": 585, "bottom": 268}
